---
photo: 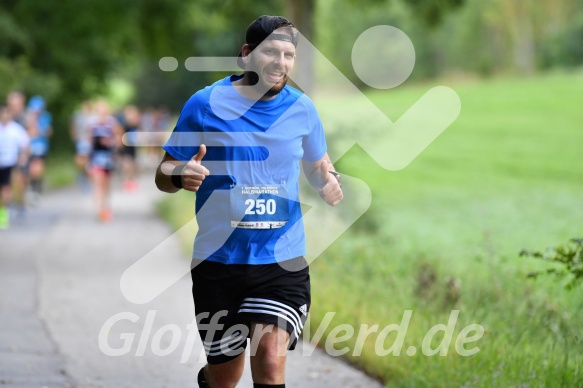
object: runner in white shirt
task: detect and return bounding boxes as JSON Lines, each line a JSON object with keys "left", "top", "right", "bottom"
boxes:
{"left": 0, "top": 104, "right": 30, "bottom": 229}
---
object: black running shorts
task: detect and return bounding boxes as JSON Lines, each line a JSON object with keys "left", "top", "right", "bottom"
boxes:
{"left": 190, "top": 256, "right": 310, "bottom": 365}
{"left": 0, "top": 166, "right": 13, "bottom": 187}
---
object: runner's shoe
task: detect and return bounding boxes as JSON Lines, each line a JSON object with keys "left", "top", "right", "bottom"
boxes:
{"left": 98, "top": 209, "right": 113, "bottom": 222}
{"left": 0, "top": 207, "right": 9, "bottom": 230}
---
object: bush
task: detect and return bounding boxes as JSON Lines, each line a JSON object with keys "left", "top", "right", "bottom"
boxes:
{"left": 520, "top": 238, "right": 583, "bottom": 290}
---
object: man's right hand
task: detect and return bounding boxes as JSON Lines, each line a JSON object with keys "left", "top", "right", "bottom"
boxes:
{"left": 180, "top": 144, "right": 210, "bottom": 192}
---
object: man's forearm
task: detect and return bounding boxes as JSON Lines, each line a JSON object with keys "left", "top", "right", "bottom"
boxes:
{"left": 305, "top": 165, "right": 324, "bottom": 190}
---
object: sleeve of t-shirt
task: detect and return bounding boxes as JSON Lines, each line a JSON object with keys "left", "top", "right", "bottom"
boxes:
{"left": 300, "top": 95, "right": 327, "bottom": 162}
{"left": 163, "top": 92, "right": 206, "bottom": 162}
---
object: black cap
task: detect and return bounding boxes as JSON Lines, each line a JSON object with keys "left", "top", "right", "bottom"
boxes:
{"left": 237, "top": 15, "right": 298, "bottom": 69}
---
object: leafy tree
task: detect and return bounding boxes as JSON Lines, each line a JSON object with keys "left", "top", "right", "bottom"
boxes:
{"left": 402, "top": 0, "right": 465, "bottom": 26}
{"left": 0, "top": 0, "right": 190, "bottom": 149}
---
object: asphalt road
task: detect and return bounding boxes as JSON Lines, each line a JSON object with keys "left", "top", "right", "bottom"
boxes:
{"left": 0, "top": 172, "right": 382, "bottom": 388}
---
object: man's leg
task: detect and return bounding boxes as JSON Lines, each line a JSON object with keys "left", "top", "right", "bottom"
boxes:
{"left": 192, "top": 261, "right": 249, "bottom": 388}
{"left": 0, "top": 183, "right": 10, "bottom": 229}
{"left": 203, "top": 352, "right": 246, "bottom": 388}
{"left": 249, "top": 322, "right": 290, "bottom": 385}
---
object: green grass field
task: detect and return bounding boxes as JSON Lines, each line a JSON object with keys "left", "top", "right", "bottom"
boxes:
{"left": 159, "top": 70, "right": 583, "bottom": 387}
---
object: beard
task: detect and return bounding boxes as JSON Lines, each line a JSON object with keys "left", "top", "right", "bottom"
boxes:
{"left": 245, "top": 69, "right": 289, "bottom": 97}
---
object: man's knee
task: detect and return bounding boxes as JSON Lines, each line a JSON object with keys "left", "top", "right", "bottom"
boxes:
{"left": 250, "top": 324, "right": 290, "bottom": 357}
{"left": 254, "top": 338, "right": 287, "bottom": 363}
{"left": 250, "top": 324, "right": 289, "bottom": 383}
{"left": 254, "top": 347, "right": 283, "bottom": 376}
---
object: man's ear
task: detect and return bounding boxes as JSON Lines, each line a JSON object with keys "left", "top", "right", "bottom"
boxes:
{"left": 241, "top": 44, "right": 252, "bottom": 65}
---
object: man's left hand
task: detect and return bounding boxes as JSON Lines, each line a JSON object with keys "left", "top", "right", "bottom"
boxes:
{"left": 318, "top": 161, "right": 343, "bottom": 206}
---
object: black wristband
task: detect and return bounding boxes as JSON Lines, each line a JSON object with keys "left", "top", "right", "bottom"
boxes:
{"left": 171, "top": 164, "right": 185, "bottom": 189}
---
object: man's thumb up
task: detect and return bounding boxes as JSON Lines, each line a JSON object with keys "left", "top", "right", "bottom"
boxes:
{"left": 193, "top": 144, "right": 207, "bottom": 163}
{"left": 180, "top": 144, "right": 209, "bottom": 192}
{"left": 318, "top": 160, "right": 342, "bottom": 206}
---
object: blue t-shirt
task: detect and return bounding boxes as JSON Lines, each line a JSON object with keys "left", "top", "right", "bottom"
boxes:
{"left": 29, "top": 111, "right": 52, "bottom": 156}
{"left": 163, "top": 75, "right": 327, "bottom": 265}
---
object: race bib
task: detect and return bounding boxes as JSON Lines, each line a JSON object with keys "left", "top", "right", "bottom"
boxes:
{"left": 230, "top": 184, "right": 289, "bottom": 229}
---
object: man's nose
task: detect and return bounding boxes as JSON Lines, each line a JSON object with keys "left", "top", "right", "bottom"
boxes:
{"left": 274, "top": 52, "right": 285, "bottom": 64}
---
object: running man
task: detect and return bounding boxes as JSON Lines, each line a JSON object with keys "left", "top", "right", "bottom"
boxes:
{"left": 119, "top": 105, "right": 141, "bottom": 192}
{"left": 0, "top": 104, "right": 29, "bottom": 229}
{"left": 70, "top": 100, "right": 96, "bottom": 192}
{"left": 155, "top": 16, "right": 342, "bottom": 388}
{"left": 26, "top": 95, "right": 52, "bottom": 202}
{"left": 6, "top": 91, "right": 27, "bottom": 127}
{"left": 89, "top": 100, "right": 122, "bottom": 222}
{"left": 6, "top": 91, "right": 29, "bottom": 214}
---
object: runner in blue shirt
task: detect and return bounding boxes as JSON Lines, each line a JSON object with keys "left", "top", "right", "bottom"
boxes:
{"left": 155, "top": 16, "right": 342, "bottom": 388}
{"left": 25, "top": 95, "right": 52, "bottom": 202}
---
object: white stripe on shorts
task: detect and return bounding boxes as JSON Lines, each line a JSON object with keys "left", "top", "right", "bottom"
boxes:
{"left": 242, "top": 297, "right": 304, "bottom": 331}
{"left": 238, "top": 298, "right": 305, "bottom": 339}
{"left": 203, "top": 332, "right": 240, "bottom": 348}
{"left": 206, "top": 336, "right": 247, "bottom": 356}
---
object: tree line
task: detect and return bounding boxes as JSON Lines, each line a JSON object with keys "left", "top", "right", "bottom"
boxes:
{"left": 1, "top": 0, "right": 582, "bottom": 150}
